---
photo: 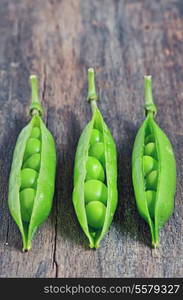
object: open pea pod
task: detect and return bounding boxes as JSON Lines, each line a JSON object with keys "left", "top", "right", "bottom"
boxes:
{"left": 132, "top": 76, "right": 176, "bottom": 247}
{"left": 73, "top": 68, "right": 118, "bottom": 248}
{"left": 8, "top": 75, "right": 56, "bottom": 251}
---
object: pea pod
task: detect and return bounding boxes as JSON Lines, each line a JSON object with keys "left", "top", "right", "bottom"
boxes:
{"left": 8, "top": 75, "right": 56, "bottom": 251}
{"left": 132, "top": 76, "right": 176, "bottom": 247}
{"left": 73, "top": 68, "right": 118, "bottom": 248}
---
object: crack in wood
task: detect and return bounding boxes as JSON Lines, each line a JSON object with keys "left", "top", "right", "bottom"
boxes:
{"left": 5, "top": 220, "right": 9, "bottom": 246}
{"left": 52, "top": 211, "right": 59, "bottom": 278}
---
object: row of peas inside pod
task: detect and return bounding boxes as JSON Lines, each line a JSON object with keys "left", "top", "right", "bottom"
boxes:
{"left": 143, "top": 129, "right": 158, "bottom": 219}
{"left": 85, "top": 127, "right": 107, "bottom": 232}
{"left": 20, "top": 123, "right": 41, "bottom": 222}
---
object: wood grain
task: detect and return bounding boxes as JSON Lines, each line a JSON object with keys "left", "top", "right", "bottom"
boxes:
{"left": 0, "top": 0, "right": 182, "bottom": 278}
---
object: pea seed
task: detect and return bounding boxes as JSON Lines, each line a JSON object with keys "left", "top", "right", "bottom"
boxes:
{"left": 143, "top": 155, "right": 157, "bottom": 175}
{"left": 89, "top": 142, "right": 105, "bottom": 165}
{"left": 90, "top": 129, "right": 103, "bottom": 144}
{"left": 146, "top": 190, "right": 156, "bottom": 218}
{"left": 86, "top": 156, "right": 105, "bottom": 182}
{"left": 90, "top": 230, "right": 97, "bottom": 237}
{"left": 20, "top": 188, "right": 35, "bottom": 222}
{"left": 145, "top": 134, "right": 154, "bottom": 144}
{"left": 30, "top": 127, "right": 41, "bottom": 139}
{"left": 21, "top": 168, "right": 38, "bottom": 189}
{"left": 23, "top": 153, "right": 41, "bottom": 171}
{"left": 146, "top": 170, "right": 158, "bottom": 189}
{"left": 24, "top": 138, "right": 41, "bottom": 159}
{"left": 85, "top": 201, "right": 106, "bottom": 229}
{"left": 144, "top": 142, "right": 156, "bottom": 156}
{"left": 84, "top": 179, "right": 108, "bottom": 205}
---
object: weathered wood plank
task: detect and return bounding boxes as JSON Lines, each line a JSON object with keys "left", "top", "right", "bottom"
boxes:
{"left": 0, "top": 0, "right": 182, "bottom": 278}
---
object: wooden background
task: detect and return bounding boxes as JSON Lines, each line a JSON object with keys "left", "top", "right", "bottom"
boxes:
{"left": 0, "top": 0, "right": 182, "bottom": 278}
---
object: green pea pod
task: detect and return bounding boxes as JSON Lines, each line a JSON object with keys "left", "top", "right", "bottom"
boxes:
{"left": 8, "top": 75, "right": 56, "bottom": 251}
{"left": 73, "top": 68, "right": 118, "bottom": 248}
{"left": 132, "top": 76, "right": 176, "bottom": 247}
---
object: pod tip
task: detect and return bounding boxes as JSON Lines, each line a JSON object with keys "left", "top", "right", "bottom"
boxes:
{"left": 152, "top": 241, "right": 160, "bottom": 249}
{"left": 22, "top": 246, "right": 31, "bottom": 252}
{"left": 144, "top": 75, "right": 152, "bottom": 80}
{"left": 88, "top": 67, "right": 94, "bottom": 73}
{"left": 29, "top": 74, "right": 37, "bottom": 81}
{"left": 29, "top": 75, "right": 38, "bottom": 87}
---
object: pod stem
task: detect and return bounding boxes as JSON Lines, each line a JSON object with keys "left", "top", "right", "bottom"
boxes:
{"left": 144, "top": 75, "right": 157, "bottom": 116}
{"left": 87, "top": 68, "right": 98, "bottom": 114}
{"left": 29, "top": 75, "right": 43, "bottom": 116}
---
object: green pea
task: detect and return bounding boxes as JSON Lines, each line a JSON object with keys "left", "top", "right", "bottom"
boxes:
{"left": 89, "top": 142, "right": 105, "bottom": 165}
{"left": 143, "top": 155, "right": 157, "bottom": 175}
{"left": 23, "top": 153, "right": 41, "bottom": 171}
{"left": 146, "top": 170, "right": 158, "bottom": 189}
{"left": 84, "top": 179, "right": 107, "bottom": 205}
{"left": 20, "top": 188, "right": 35, "bottom": 222}
{"left": 90, "top": 129, "right": 103, "bottom": 144}
{"left": 30, "top": 127, "right": 41, "bottom": 139}
{"left": 85, "top": 201, "right": 106, "bottom": 229}
{"left": 146, "top": 190, "right": 156, "bottom": 218}
{"left": 21, "top": 168, "right": 38, "bottom": 189}
{"left": 86, "top": 156, "right": 105, "bottom": 182}
{"left": 144, "top": 142, "right": 156, "bottom": 156}
{"left": 24, "top": 138, "right": 41, "bottom": 159}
